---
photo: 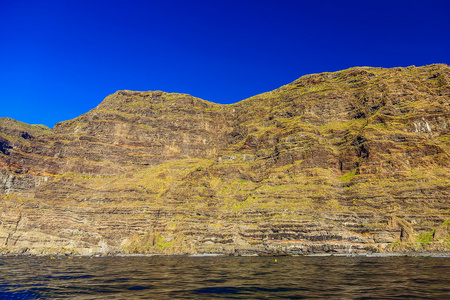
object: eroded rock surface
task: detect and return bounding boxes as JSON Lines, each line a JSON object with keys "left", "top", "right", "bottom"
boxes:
{"left": 1, "top": 64, "right": 450, "bottom": 255}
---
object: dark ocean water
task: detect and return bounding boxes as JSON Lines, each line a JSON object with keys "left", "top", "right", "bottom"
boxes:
{"left": 0, "top": 255, "right": 449, "bottom": 299}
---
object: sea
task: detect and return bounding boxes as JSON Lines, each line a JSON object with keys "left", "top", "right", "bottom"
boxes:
{"left": 0, "top": 255, "right": 449, "bottom": 299}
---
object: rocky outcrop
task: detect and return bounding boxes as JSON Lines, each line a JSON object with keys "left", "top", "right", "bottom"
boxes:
{"left": 1, "top": 64, "right": 450, "bottom": 256}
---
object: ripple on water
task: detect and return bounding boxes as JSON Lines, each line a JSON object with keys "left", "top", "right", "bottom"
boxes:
{"left": 0, "top": 256, "right": 449, "bottom": 299}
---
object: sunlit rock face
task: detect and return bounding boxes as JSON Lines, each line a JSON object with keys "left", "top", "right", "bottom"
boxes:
{"left": 1, "top": 64, "right": 450, "bottom": 256}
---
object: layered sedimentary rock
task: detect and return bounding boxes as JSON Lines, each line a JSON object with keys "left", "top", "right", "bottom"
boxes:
{"left": 1, "top": 64, "right": 450, "bottom": 255}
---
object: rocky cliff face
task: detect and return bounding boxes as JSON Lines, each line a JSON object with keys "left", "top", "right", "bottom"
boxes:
{"left": 1, "top": 64, "right": 450, "bottom": 256}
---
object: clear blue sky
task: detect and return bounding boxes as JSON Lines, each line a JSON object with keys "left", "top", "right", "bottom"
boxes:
{"left": 1, "top": 0, "right": 449, "bottom": 128}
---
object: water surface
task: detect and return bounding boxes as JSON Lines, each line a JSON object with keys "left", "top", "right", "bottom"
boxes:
{"left": 1, "top": 256, "right": 449, "bottom": 299}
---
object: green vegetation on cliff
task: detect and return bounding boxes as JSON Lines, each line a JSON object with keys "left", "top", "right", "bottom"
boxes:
{"left": 1, "top": 64, "right": 450, "bottom": 256}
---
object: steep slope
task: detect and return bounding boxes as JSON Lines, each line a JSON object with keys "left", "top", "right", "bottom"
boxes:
{"left": 1, "top": 64, "right": 449, "bottom": 256}
{"left": 1, "top": 91, "right": 232, "bottom": 189}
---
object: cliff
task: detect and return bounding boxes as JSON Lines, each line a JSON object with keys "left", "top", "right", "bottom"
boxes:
{"left": 1, "top": 64, "right": 450, "bottom": 256}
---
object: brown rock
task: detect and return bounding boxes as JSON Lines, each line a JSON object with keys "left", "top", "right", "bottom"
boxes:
{"left": 1, "top": 64, "right": 450, "bottom": 255}
{"left": 433, "top": 222, "right": 450, "bottom": 241}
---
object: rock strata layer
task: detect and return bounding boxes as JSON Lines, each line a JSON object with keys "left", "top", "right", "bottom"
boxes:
{"left": 1, "top": 64, "right": 450, "bottom": 256}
